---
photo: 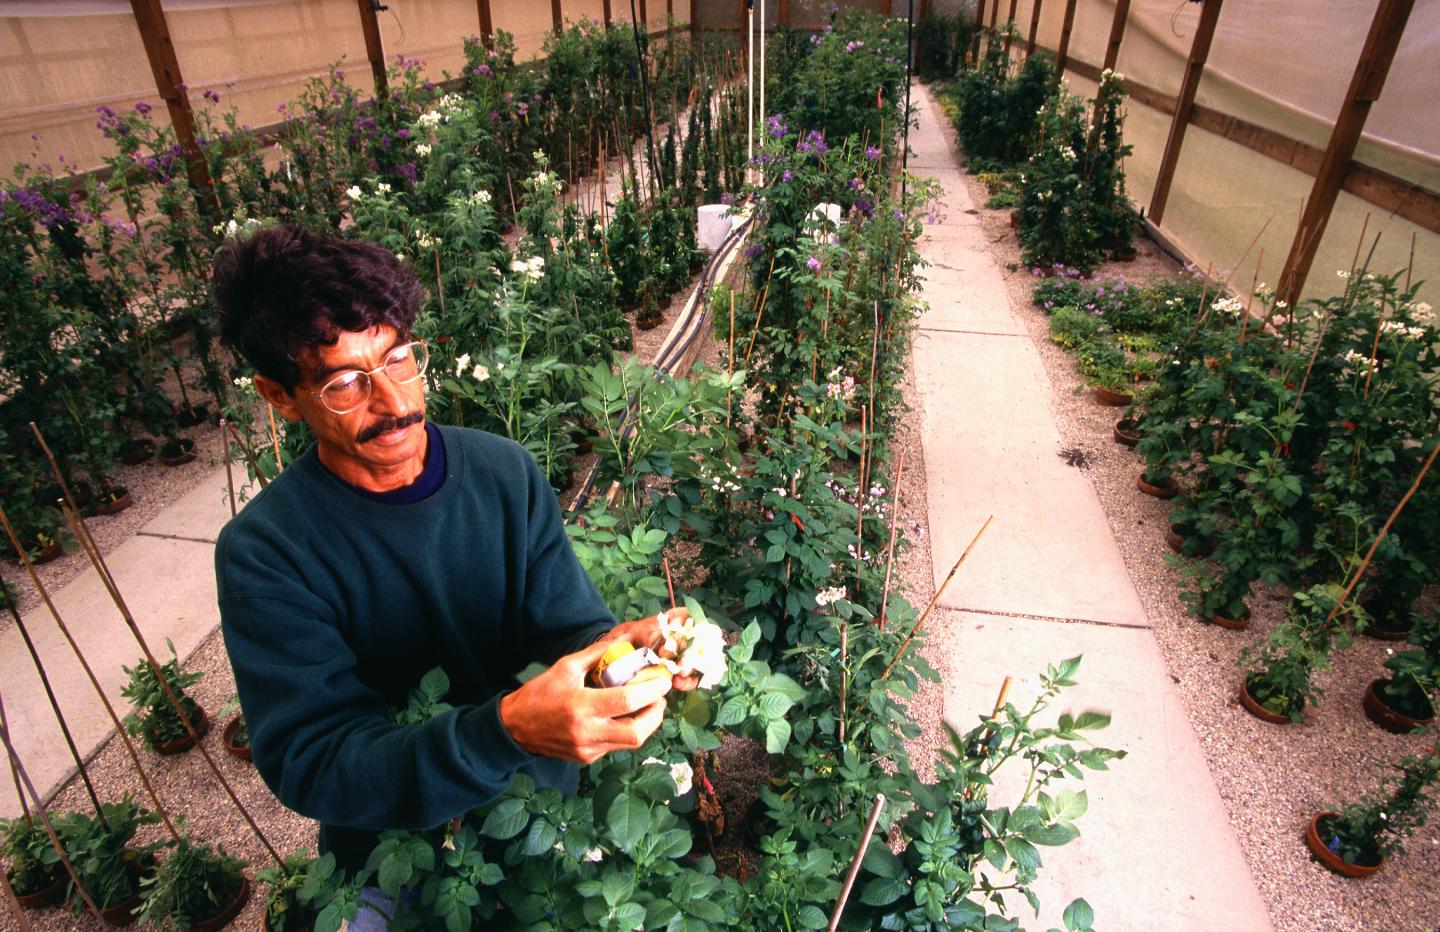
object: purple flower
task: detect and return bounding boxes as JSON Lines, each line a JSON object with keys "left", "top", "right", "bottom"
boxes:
{"left": 797, "top": 130, "right": 828, "bottom": 156}
{"left": 400, "top": 161, "right": 418, "bottom": 182}
{"left": 517, "top": 101, "right": 529, "bottom": 116}
{"left": 134, "top": 101, "right": 152, "bottom": 115}
{"left": 475, "top": 64, "right": 493, "bottom": 77}
{"left": 845, "top": 40, "right": 864, "bottom": 53}
{"left": 781, "top": 169, "right": 793, "bottom": 183}
{"left": 854, "top": 197, "right": 873, "bottom": 217}
{"left": 767, "top": 114, "right": 788, "bottom": 139}
{"left": 849, "top": 177, "right": 863, "bottom": 190}
{"left": 806, "top": 255, "right": 821, "bottom": 273}
{"left": 865, "top": 145, "right": 881, "bottom": 160}
{"left": 721, "top": 193, "right": 735, "bottom": 205}
{"left": 203, "top": 89, "right": 221, "bottom": 104}
{"left": 744, "top": 244, "right": 763, "bottom": 259}
{"left": 397, "top": 128, "right": 410, "bottom": 139}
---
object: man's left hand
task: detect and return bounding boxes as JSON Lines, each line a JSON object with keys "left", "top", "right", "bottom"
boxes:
{"left": 599, "top": 610, "right": 702, "bottom": 692}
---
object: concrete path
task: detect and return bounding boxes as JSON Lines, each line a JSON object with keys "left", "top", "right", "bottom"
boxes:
{"left": 1, "top": 467, "right": 240, "bottom": 820}
{"left": 908, "top": 83, "right": 1273, "bottom": 931}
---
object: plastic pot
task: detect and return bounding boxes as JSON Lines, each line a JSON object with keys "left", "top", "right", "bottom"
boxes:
{"left": 160, "top": 438, "right": 197, "bottom": 467}
{"left": 12, "top": 871, "right": 65, "bottom": 909}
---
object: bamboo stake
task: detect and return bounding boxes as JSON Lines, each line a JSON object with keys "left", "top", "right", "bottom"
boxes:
{"left": 226, "top": 422, "right": 269, "bottom": 489}
{"left": 1348, "top": 213, "right": 1371, "bottom": 279}
{"left": 0, "top": 506, "right": 180, "bottom": 841}
{"left": 219, "top": 417, "right": 237, "bottom": 518}
{"left": 742, "top": 257, "right": 777, "bottom": 371}
{"left": 881, "top": 515, "right": 994, "bottom": 681}
{"left": 1293, "top": 233, "right": 1382, "bottom": 412}
{"left": 1404, "top": 232, "right": 1416, "bottom": 294}
{"left": 1238, "top": 248, "right": 1263, "bottom": 344}
{"left": 826, "top": 793, "right": 886, "bottom": 932}
{"left": 0, "top": 688, "right": 28, "bottom": 821}
{"left": 663, "top": 557, "right": 678, "bottom": 610}
{"left": 1325, "top": 433, "right": 1440, "bottom": 628}
{"left": 267, "top": 405, "right": 284, "bottom": 471}
{"left": 1, "top": 581, "right": 108, "bottom": 825}
{"left": 877, "top": 448, "right": 906, "bottom": 629}
{"left": 726, "top": 291, "right": 736, "bottom": 428}
{"left": 0, "top": 718, "right": 109, "bottom": 928}
{"left": 0, "top": 864, "right": 35, "bottom": 932}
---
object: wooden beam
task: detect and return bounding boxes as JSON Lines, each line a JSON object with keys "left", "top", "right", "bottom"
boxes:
{"left": 477, "top": 0, "right": 494, "bottom": 47}
{"left": 777, "top": 0, "right": 788, "bottom": 27}
{"left": 1277, "top": 0, "right": 1417, "bottom": 306}
{"left": 1054, "top": 0, "right": 1077, "bottom": 76}
{"left": 1003, "top": 0, "right": 1018, "bottom": 55}
{"left": 1149, "top": 0, "right": 1224, "bottom": 224}
{"left": 986, "top": 0, "right": 1001, "bottom": 56}
{"left": 603, "top": 0, "right": 612, "bottom": 26}
{"left": 552, "top": 0, "right": 564, "bottom": 33}
{"left": 128, "top": 0, "right": 217, "bottom": 217}
{"left": 640, "top": 0, "right": 649, "bottom": 26}
{"left": 354, "top": 0, "right": 388, "bottom": 99}
{"left": 1102, "top": 0, "right": 1132, "bottom": 71}
{"left": 1026, "top": 0, "right": 1044, "bottom": 57}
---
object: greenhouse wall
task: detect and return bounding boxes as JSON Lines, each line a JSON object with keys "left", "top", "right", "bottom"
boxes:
{"left": 0, "top": 0, "right": 692, "bottom": 176}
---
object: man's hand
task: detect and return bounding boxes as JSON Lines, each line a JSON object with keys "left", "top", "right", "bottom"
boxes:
{"left": 599, "top": 609, "right": 702, "bottom": 692}
{"left": 499, "top": 637, "right": 671, "bottom": 764}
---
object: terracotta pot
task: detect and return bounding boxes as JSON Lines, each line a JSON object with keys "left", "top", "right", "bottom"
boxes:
{"left": 223, "top": 715, "right": 253, "bottom": 761}
{"left": 100, "top": 885, "right": 145, "bottom": 927}
{"left": 12, "top": 871, "right": 65, "bottom": 909}
{"left": 174, "top": 404, "right": 210, "bottom": 428}
{"left": 32, "top": 540, "right": 64, "bottom": 565}
{"left": 1362, "top": 617, "right": 1414, "bottom": 642}
{"left": 1239, "top": 675, "right": 1294, "bottom": 724}
{"left": 160, "top": 439, "right": 197, "bottom": 467}
{"left": 1113, "top": 418, "right": 1142, "bottom": 447}
{"left": 119, "top": 439, "right": 155, "bottom": 465}
{"left": 1094, "top": 386, "right": 1133, "bottom": 407}
{"left": 1305, "top": 813, "right": 1383, "bottom": 878}
{"left": 1109, "top": 245, "right": 1138, "bottom": 262}
{"left": 88, "top": 487, "right": 133, "bottom": 517}
{"left": 1136, "top": 473, "right": 1179, "bottom": 499}
{"left": 1363, "top": 678, "right": 1435, "bottom": 734}
{"left": 1009, "top": 210, "right": 1021, "bottom": 230}
{"left": 152, "top": 706, "right": 209, "bottom": 755}
{"left": 191, "top": 875, "right": 251, "bottom": 932}
{"left": 1202, "top": 609, "right": 1250, "bottom": 631}
{"left": 636, "top": 316, "right": 662, "bottom": 332}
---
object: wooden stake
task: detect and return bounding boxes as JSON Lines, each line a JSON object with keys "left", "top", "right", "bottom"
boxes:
{"left": 827, "top": 794, "right": 886, "bottom": 932}
{"left": 0, "top": 506, "right": 181, "bottom": 840}
{"left": 0, "top": 864, "right": 35, "bottom": 932}
{"left": 1238, "top": 248, "right": 1263, "bottom": 344}
{"left": 742, "top": 256, "right": 777, "bottom": 370}
{"left": 219, "top": 417, "right": 237, "bottom": 518}
{"left": 881, "top": 516, "right": 994, "bottom": 681}
{"left": 663, "top": 557, "right": 678, "bottom": 610}
{"left": 267, "top": 405, "right": 284, "bottom": 471}
{"left": 227, "top": 422, "right": 270, "bottom": 488}
{"left": 0, "top": 688, "right": 28, "bottom": 821}
{"left": 726, "top": 291, "right": 736, "bottom": 428}
{"left": 877, "top": 448, "right": 907, "bottom": 629}
{"left": 1149, "top": 0, "right": 1225, "bottom": 224}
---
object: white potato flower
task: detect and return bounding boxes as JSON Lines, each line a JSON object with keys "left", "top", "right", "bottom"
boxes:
{"left": 454, "top": 353, "right": 471, "bottom": 377}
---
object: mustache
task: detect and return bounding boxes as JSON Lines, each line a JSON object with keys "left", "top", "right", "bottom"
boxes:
{"left": 357, "top": 412, "right": 424, "bottom": 443}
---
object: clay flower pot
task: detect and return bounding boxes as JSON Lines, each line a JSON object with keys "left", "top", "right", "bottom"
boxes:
{"left": 152, "top": 707, "right": 209, "bottom": 755}
{"left": 191, "top": 875, "right": 252, "bottom": 932}
{"left": 223, "top": 715, "right": 252, "bottom": 761}
{"left": 160, "top": 438, "right": 197, "bottom": 467}
{"left": 1202, "top": 608, "right": 1250, "bottom": 631}
{"left": 1094, "top": 386, "right": 1133, "bottom": 407}
{"left": 119, "top": 438, "right": 155, "bottom": 465}
{"left": 1113, "top": 418, "right": 1142, "bottom": 447}
{"left": 1362, "top": 617, "right": 1414, "bottom": 642}
{"left": 636, "top": 315, "right": 662, "bottom": 332}
{"left": 1362, "top": 678, "right": 1435, "bottom": 734}
{"left": 32, "top": 539, "right": 64, "bottom": 565}
{"left": 1136, "top": 473, "right": 1179, "bottom": 499}
{"left": 12, "top": 871, "right": 66, "bottom": 909}
{"left": 174, "top": 404, "right": 210, "bottom": 428}
{"left": 1109, "top": 244, "right": 1139, "bottom": 262}
{"left": 1305, "top": 813, "right": 1383, "bottom": 878}
{"left": 1166, "top": 523, "right": 1216, "bottom": 558}
{"left": 1239, "top": 675, "right": 1294, "bottom": 724}
{"left": 88, "top": 486, "right": 133, "bottom": 517}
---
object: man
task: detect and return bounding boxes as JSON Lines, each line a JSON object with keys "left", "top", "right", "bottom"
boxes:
{"left": 212, "top": 225, "right": 690, "bottom": 925}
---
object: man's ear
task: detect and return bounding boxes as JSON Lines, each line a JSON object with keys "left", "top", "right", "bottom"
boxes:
{"left": 253, "top": 374, "right": 304, "bottom": 422}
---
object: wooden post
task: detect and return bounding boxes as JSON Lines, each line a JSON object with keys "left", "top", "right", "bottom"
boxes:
{"left": 128, "top": 0, "right": 218, "bottom": 217}
{"left": 639, "top": 0, "right": 649, "bottom": 26}
{"left": 1277, "top": 0, "right": 1416, "bottom": 308}
{"left": 1003, "top": 0, "right": 1018, "bottom": 55}
{"left": 552, "top": 0, "right": 564, "bottom": 33}
{"left": 1102, "top": 0, "right": 1132, "bottom": 71}
{"left": 1026, "top": 0, "right": 1044, "bottom": 57}
{"left": 738, "top": 0, "right": 746, "bottom": 37}
{"left": 1149, "top": 0, "right": 1224, "bottom": 224}
{"left": 1054, "top": 0, "right": 1078, "bottom": 77}
{"left": 354, "top": 0, "right": 388, "bottom": 98}
{"left": 603, "top": 0, "right": 612, "bottom": 26}
{"left": 777, "top": 0, "right": 788, "bottom": 27}
{"left": 477, "top": 0, "right": 494, "bottom": 47}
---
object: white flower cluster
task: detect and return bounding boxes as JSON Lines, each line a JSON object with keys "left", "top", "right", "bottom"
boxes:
{"left": 1340, "top": 348, "right": 1380, "bottom": 377}
{"left": 656, "top": 611, "right": 727, "bottom": 689}
{"left": 825, "top": 366, "right": 857, "bottom": 401}
{"left": 416, "top": 232, "right": 440, "bottom": 249}
{"left": 416, "top": 143, "right": 432, "bottom": 158}
{"left": 1380, "top": 319, "right": 1427, "bottom": 340}
{"left": 453, "top": 353, "right": 490, "bottom": 382}
{"left": 417, "top": 110, "right": 444, "bottom": 128}
{"left": 437, "top": 93, "right": 465, "bottom": 113}
{"left": 468, "top": 189, "right": 492, "bottom": 206}
{"left": 642, "top": 756, "right": 695, "bottom": 797}
{"left": 1410, "top": 301, "right": 1435, "bottom": 326}
{"left": 232, "top": 375, "right": 253, "bottom": 391}
{"left": 509, "top": 255, "right": 545, "bottom": 281}
{"left": 1059, "top": 145, "right": 1077, "bottom": 161}
{"left": 1212, "top": 296, "right": 1245, "bottom": 318}
{"left": 698, "top": 464, "right": 743, "bottom": 494}
{"left": 846, "top": 543, "right": 873, "bottom": 562}
{"left": 815, "top": 586, "right": 847, "bottom": 607}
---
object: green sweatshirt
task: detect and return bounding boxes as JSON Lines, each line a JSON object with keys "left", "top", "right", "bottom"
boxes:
{"left": 215, "top": 425, "right": 614, "bottom": 871}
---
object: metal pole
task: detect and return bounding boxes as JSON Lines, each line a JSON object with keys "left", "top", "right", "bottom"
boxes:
{"left": 1149, "top": 0, "right": 1225, "bottom": 224}
{"left": 758, "top": 0, "right": 766, "bottom": 147}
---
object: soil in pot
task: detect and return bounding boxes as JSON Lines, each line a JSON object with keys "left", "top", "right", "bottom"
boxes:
{"left": 1166, "top": 523, "right": 1215, "bottom": 558}
{"left": 32, "top": 539, "right": 64, "bottom": 565}
{"left": 223, "top": 715, "right": 253, "bottom": 760}
{"left": 88, "top": 486, "right": 133, "bottom": 517}
{"left": 1094, "top": 386, "right": 1133, "bottom": 407}
{"left": 1363, "top": 678, "right": 1436, "bottom": 734}
{"left": 191, "top": 874, "right": 252, "bottom": 932}
{"left": 174, "top": 404, "right": 210, "bottom": 428}
{"left": 1305, "top": 813, "right": 1383, "bottom": 878}
{"left": 1136, "top": 473, "right": 1179, "bottom": 499}
{"left": 160, "top": 438, "right": 197, "bottom": 467}
{"left": 12, "top": 870, "right": 66, "bottom": 909}
{"left": 119, "top": 438, "right": 155, "bottom": 465}
{"left": 1239, "top": 675, "right": 1296, "bottom": 724}
{"left": 1113, "top": 418, "right": 1142, "bottom": 447}
{"left": 150, "top": 705, "right": 209, "bottom": 755}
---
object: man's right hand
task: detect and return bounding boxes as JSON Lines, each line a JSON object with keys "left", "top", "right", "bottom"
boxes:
{"left": 498, "top": 637, "right": 672, "bottom": 764}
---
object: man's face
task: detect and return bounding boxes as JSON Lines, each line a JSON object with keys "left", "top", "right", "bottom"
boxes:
{"left": 256, "top": 324, "right": 428, "bottom": 492}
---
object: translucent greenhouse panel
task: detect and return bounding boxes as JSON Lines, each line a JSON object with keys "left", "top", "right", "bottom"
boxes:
{"left": 790, "top": 0, "right": 890, "bottom": 29}
{"left": 375, "top": 0, "right": 479, "bottom": 81}
{"left": 495, "top": 2, "right": 557, "bottom": 59}
{"left": 165, "top": 0, "right": 374, "bottom": 150}
{"left": 0, "top": 10, "right": 164, "bottom": 173}
{"left": 563, "top": 0, "right": 609, "bottom": 26}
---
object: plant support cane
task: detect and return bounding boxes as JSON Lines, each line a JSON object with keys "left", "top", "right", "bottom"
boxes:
{"left": 877, "top": 448, "right": 906, "bottom": 629}
{"left": 827, "top": 793, "right": 886, "bottom": 932}
{"left": 219, "top": 417, "right": 236, "bottom": 518}
{"left": 882, "top": 516, "right": 994, "bottom": 682}
{"left": 0, "top": 505, "right": 182, "bottom": 842}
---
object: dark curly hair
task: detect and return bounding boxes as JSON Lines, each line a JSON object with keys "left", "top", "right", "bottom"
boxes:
{"left": 213, "top": 225, "right": 423, "bottom": 393}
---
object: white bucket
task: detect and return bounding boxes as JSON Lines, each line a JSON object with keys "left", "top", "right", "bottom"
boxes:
{"left": 697, "top": 204, "right": 733, "bottom": 253}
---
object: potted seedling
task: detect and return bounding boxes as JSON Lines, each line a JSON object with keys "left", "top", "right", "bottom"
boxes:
{"left": 1363, "top": 610, "right": 1438, "bottom": 733}
{"left": 635, "top": 274, "right": 665, "bottom": 331}
{"left": 1305, "top": 752, "right": 1440, "bottom": 878}
{"left": 1, "top": 813, "right": 64, "bottom": 908}
{"left": 55, "top": 796, "right": 162, "bottom": 924}
{"left": 219, "top": 698, "right": 252, "bottom": 761}
{"left": 88, "top": 483, "right": 134, "bottom": 517}
{"left": 1240, "top": 584, "right": 1353, "bottom": 723}
{"left": 137, "top": 832, "right": 250, "bottom": 930}
{"left": 121, "top": 642, "right": 207, "bottom": 754}
{"left": 160, "top": 434, "right": 198, "bottom": 467}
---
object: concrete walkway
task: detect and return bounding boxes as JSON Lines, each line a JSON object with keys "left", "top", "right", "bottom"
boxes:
{"left": 908, "top": 83, "right": 1272, "bottom": 930}
{"left": 1, "top": 467, "right": 239, "bottom": 820}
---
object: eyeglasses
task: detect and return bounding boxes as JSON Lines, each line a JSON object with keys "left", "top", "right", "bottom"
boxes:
{"left": 309, "top": 340, "right": 430, "bottom": 414}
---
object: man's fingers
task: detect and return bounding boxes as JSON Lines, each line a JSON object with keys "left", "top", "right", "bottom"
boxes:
{"left": 590, "top": 675, "right": 670, "bottom": 718}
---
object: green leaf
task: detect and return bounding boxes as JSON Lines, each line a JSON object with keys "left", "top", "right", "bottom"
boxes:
{"left": 601, "top": 870, "right": 634, "bottom": 908}
{"left": 1063, "top": 897, "right": 1095, "bottom": 931}
{"left": 983, "top": 839, "right": 1006, "bottom": 871}
{"left": 613, "top": 901, "right": 646, "bottom": 927}
{"left": 377, "top": 850, "right": 412, "bottom": 896}
{"left": 862, "top": 843, "right": 905, "bottom": 880}
{"left": 714, "top": 697, "right": 748, "bottom": 727}
{"left": 521, "top": 817, "right": 559, "bottom": 856}
{"left": 797, "top": 904, "right": 830, "bottom": 929}
{"left": 1024, "top": 822, "right": 1079, "bottom": 846}
{"left": 684, "top": 898, "right": 727, "bottom": 921}
{"left": 606, "top": 793, "right": 651, "bottom": 852}
{"left": 1003, "top": 837, "right": 1042, "bottom": 873}
{"left": 860, "top": 877, "right": 908, "bottom": 907}
{"left": 758, "top": 691, "right": 793, "bottom": 721}
{"left": 1068, "top": 710, "right": 1111, "bottom": 732}
{"left": 761, "top": 673, "right": 809, "bottom": 702}
{"left": 1052, "top": 789, "right": 1087, "bottom": 821}
{"left": 480, "top": 798, "right": 528, "bottom": 840}
{"left": 765, "top": 718, "right": 792, "bottom": 754}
